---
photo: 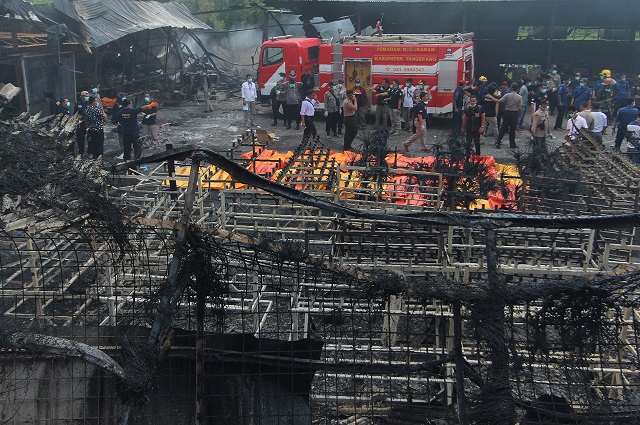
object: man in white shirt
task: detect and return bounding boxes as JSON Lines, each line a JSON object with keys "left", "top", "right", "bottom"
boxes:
{"left": 401, "top": 78, "right": 416, "bottom": 131}
{"left": 300, "top": 89, "right": 320, "bottom": 140}
{"left": 565, "top": 104, "right": 588, "bottom": 143}
{"left": 241, "top": 74, "right": 257, "bottom": 128}
{"left": 590, "top": 102, "right": 608, "bottom": 143}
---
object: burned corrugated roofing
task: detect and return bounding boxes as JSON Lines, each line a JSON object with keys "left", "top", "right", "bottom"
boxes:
{"left": 1, "top": 0, "right": 210, "bottom": 48}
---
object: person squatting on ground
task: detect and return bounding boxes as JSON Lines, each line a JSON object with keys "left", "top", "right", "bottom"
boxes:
{"left": 324, "top": 81, "right": 341, "bottom": 138}
{"left": 116, "top": 99, "right": 153, "bottom": 161}
{"left": 530, "top": 99, "right": 551, "bottom": 149}
{"left": 342, "top": 89, "right": 358, "bottom": 151}
{"left": 613, "top": 98, "right": 639, "bottom": 151}
{"left": 493, "top": 83, "right": 523, "bottom": 149}
{"left": 141, "top": 93, "right": 158, "bottom": 143}
{"left": 241, "top": 74, "right": 257, "bottom": 128}
{"left": 461, "top": 95, "right": 486, "bottom": 155}
{"left": 402, "top": 92, "right": 430, "bottom": 153}
{"left": 285, "top": 78, "right": 301, "bottom": 130}
{"left": 300, "top": 90, "right": 320, "bottom": 140}
{"left": 85, "top": 96, "right": 106, "bottom": 159}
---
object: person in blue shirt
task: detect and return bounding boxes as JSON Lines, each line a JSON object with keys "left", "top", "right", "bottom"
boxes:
{"left": 554, "top": 76, "right": 570, "bottom": 130}
{"left": 116, "top": 98, "right": 152, "bottom": 160}
{"left": 612, "top": 97, "right": 639, "bottom": 151}
{"left": 614, "top": 74, "right": 631, "bottom": 114}
{"left": 571, "top": 78, "right": 592, "bottom": 110}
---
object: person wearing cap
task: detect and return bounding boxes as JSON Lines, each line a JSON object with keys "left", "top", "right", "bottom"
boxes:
{"left": 530, "top": 98, "right": 551, "bottom": 149}
{"left": 335, "top": 79, "right": 346, "bottom": 135}
{"left": 401, "top": 79, "right": 416, "bottom": 131}
{"left": 284, "top": 78, "right": 301, "bottom": 130}
{"left": 74, "top": 91, "right": 90, "bottom": 156}
{"left": 413, "top": 79, "right": 432, "bottom": 105}
{"left": 324, "top": 80, "right": 341, "bottom": 138}
{"left": 375, "top": 78, "right": 391, "bottom": 127}
{"left": 241, "top": 74, "right": 257, "bottom": 128}
{"left": 273, "top": 72, "right": 288, "bottom": 126}
{"left": 300, "top": 89, "right": 320, "bottom": 140}
{"left": 141, "top": 93, "right": 158, "bottom": 143}
{"left": 452, "top": 80, "right": 466, "bottom": 130}
{"left": 571, "top": 78, "right": 592, "bottom": 111}
{"left": 353, "top": 78, "right": 369, "bottom": 130}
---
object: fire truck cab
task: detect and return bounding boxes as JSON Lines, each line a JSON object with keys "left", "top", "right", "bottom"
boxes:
{"left": 257, "top": 33, "right": 474, "bottom": 116}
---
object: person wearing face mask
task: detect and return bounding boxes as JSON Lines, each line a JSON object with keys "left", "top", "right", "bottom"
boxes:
{"left": 412, "top": 79, "right": 432, "bottom": 105}
{"left": 460, "top": 95, "right": 485, "bottom": 155}
{"left": 550, "top": 68, "right": 561, "bottom": 93}
{"left": 613, "top": 74, "right": 630, "bottom": 115}
{"left": 596, "top": 80, "right": 615, "bottom": 120}
{"left": 352, "top": 78, "right": 369, "bottom": 130}
{"left": 284, "top": 78, "right": 301, "bottom": 130}
{"left": 335, "top": 79, "right": 346, "bottom": 135}
{"left": 571, "top": 78, "right": 592, "bottom": 112}
{"left": 565, "top": 104, "right": 588, "bottom": 144}
{"left": 590, "top": 102, "right": 609, "bottom": 143}
{"left": 273, "top": 72, "right": 288, "bottom": 126}
{"left": 452, "top": 80, "right": 466, "bottom": 131}
{"left": 241, "top": 74, "right": 257, "bottom": 128}
{"left": 401, "top": 79, "right": 416, "bottom": 131}
{"left": 90, "top": 86, "right": 102, "bottom": 108}
{"left": 531, "top": 83, "right": 550, "bottom": 116}
{"left": 375, "top": 78, "right": 391, "bottom": 127}
{"left": 324, "top": 81, "right": 341, "bottom": 139}
{"left": 530, "top": 99, "right": 551, "bottom": 149}
{"left": 300, "top": 90, "right": 320, "bottom": 140}
{"left": 141, "top": 93, "right": 158, "bottom": 143}
{"left": 58, "top": 97, "right": 71, "bottom": 115}
{"left": 74, "top": 91, "right": 90, "bottom": 156}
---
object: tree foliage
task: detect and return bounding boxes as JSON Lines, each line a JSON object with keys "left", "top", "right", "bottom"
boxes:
{"left": 177, "top": 0, "right": 263, "bottom": 30}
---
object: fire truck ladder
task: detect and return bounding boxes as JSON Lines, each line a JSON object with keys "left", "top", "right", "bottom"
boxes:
{"left": 331, "top": 44, "right": 343, "bottom": 80}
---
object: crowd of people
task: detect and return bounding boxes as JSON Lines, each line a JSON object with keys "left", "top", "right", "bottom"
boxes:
{"left": 46, "top": 87, "right": 159, "bottom": 161}
{"left": 248, "top": 65, "right": 640, "bottom": 157}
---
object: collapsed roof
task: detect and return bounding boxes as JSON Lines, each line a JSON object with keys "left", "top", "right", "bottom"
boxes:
{"left": 1, "top": 0, "right": 210, "bottom": 49}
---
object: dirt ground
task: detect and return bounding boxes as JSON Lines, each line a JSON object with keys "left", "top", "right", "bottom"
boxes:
{"left": 101, "top": 99, "right": 615, "bottom": 166}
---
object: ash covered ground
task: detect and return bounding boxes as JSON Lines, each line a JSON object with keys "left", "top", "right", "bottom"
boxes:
{"left": 101, "top": 99, "right": 611, "bottom": 165}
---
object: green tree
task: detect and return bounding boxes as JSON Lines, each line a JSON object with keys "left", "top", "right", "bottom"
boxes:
{"left": 177, "top": 0, "right": 263, "bottom": 30}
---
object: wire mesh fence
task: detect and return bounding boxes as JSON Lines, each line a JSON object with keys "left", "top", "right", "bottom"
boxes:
{"left": 2, "top": 127, "right": 640, "bottom": 424}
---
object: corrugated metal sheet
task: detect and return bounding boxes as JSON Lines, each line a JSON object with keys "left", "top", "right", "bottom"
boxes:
{"left": 1, "top": 0, "right": 210, "bottom": 47}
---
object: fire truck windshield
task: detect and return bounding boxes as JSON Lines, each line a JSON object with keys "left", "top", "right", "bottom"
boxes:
{"left": 262, "top": 47, "right": 283, "bottom": 67}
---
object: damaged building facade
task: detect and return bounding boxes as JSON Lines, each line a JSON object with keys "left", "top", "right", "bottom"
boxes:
{"left": 0, "top": 0, "right": 210, "bottom": 116}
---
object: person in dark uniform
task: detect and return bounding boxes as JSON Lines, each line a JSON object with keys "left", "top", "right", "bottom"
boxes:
{"left": 46, "top": 92, "right": 59, "bottom": 115}
{"left": 58, "top": 98, "right": 71, "bottom": 115}
{"left": 74, "top": 91, "right": 90, "bottom": 156}
{"left": 116, "top": 98, "right": 153, "bottom": 160}
{"left": 461, "top": 95, "right": 486, "bottom": 155}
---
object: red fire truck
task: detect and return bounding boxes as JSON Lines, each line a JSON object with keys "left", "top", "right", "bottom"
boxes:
{"left": 257, "top": 33, "right": 474, "bottom": 115}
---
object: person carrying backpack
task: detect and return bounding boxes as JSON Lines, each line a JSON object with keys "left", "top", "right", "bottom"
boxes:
{"left": 402, "top": 92, "right": 430, "bottom": 153}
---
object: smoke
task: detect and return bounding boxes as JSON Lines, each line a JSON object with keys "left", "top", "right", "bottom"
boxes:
{"left": 181, "top": 14, "right": 356, "bottom": 76}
